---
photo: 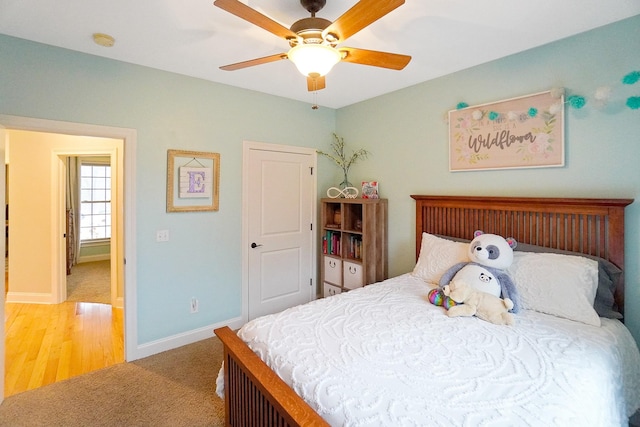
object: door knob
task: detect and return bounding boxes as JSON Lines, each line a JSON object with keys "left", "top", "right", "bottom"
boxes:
{"left": 251, "top": 242, "right": 263, "bottom": 248}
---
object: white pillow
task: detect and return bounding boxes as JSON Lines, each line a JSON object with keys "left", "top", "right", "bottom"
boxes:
{"left": 412, "top": 233, "right": 469, "bottom": 285}
{"left": 507, "top": 252, "right": 600, "bottom": 326}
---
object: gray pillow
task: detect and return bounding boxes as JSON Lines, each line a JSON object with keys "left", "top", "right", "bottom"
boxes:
{"left": 434, "top": 235, "right": 623, "bottom": 319}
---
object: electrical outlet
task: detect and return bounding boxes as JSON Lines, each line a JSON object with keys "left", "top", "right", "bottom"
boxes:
{"left": 190, "top": 297, "right": 199, "bottom": 313}
{"left": 156, "top": 229, "right": 169, "bottom": 242}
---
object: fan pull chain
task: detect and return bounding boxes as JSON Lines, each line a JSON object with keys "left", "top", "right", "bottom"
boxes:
{"left": 311, "top": 77, "right": 319, "bottom": 109}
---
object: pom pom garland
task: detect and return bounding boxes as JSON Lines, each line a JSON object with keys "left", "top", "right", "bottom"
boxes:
{"left": 594, "top": 86, "right": 612, "bottom": 101}
{"left": 592, "top": 86, "right": 613, "bottom": 108}
{"left": 627, "top": 97, "right": 640, "bottom": 110}
{"left": 450, "top": 71, "right": 640, "bottom": 117}
{"left": 622, "top": 71, "right": 640, "bottom": 85}
{"left": 568, "top": 95, "right": 586, "bottom": 109}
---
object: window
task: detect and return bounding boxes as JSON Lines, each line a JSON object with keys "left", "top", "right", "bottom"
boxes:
{"left": 80, "top": 162, "right": 111, "bottom": 241}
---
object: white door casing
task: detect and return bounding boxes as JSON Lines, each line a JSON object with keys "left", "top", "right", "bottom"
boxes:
{"left": 243, "top": 141, "right": 317, "bottom": 321}
{"left": 0, "top": 114, "right": 138, "bottom": 362}
{"left": 52, "top": 149, "right": 120, "bottom": 306}
{"left": 0, "top": 125, "right": 6, "bottom": 403}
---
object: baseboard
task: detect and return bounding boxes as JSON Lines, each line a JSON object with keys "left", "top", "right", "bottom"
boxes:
{"left": 5, "top": 291, "right": 53, "bottom": 304}
{"left": 128, "top": 316, "right": 244, "bottom": 361}
{"left": 78, "top": 254, "right": 110, "bottom": 263}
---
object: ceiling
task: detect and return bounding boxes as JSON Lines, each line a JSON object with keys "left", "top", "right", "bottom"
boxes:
{"left": 1, "top": 1, "right": 639, "bottom": 109}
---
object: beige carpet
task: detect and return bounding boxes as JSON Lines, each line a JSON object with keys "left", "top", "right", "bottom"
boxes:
{"left": 0, "top": 337, "right": 225, "bottom": 426}
{"left": 67, "top": 260, "right": 111, "bottom": 304}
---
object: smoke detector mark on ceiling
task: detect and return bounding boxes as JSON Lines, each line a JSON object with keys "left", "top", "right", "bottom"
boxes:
{"left": 93, "top": 33, "right": 115, "bottom": 47}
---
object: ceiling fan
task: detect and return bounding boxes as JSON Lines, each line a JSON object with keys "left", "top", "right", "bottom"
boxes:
{"left": 213, "top": 0, "right": 411, "bottom": 92}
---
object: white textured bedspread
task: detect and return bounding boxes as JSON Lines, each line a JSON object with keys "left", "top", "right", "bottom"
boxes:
{"left": 236, "top": 274, "right": 640, "bottom": 426}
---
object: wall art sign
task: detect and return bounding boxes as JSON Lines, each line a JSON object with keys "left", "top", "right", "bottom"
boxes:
{"left": 448, "top": 91, "right": 564, "bottom": 171}
{"left": 167, "top": 149, "right": 220, "bottom": 212}
{"left": 179, "top": 166, "right": 212, "bottom": 198}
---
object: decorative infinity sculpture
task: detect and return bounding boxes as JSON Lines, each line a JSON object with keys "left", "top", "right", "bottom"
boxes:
{"left": 326, "top": 186, "right": 359, "bottom": 199}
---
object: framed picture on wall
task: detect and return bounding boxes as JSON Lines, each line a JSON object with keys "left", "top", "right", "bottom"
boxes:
{"left": 166, "top": 149, "right": 220, "bottom": 212}
{"left": 448, "top": 91, "right": 565, "bottom": 171}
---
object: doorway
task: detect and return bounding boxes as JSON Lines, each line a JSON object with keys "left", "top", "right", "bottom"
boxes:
{"left": 65, "top": 155, "right": 114, "bottom": 306}
{"left": 4, "top": 130, "right": 123, "bottom": 396}
{"left": 242, "top": 141, "right": 317, "bottom": 321}
{"left": 0, "top": 114, "right": 138, "bottom": 403}
{"left": 5, "top": 132, "right": 122, "bottom": 306}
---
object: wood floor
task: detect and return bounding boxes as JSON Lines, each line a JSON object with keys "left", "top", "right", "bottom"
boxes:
{"left": 4, "top": 301, "right": 124, "bottom": 397}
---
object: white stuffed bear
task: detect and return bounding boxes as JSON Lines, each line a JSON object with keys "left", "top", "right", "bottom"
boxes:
{"left": 444, "top": 280, "right": 515, "bottom": 325}
{"left": 439, "top": 230, "right": 520, "bottom": 313}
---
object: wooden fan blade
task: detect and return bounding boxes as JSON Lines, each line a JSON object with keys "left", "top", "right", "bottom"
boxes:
{"left": 214, "top": 0, "right": 298, "bottom": 40}
{"left": 307, "top": 75, "right": 326, "bottom": 91}
{"left": 322, "top": 0, "right": 404, "bottom": 42}
{"left": 220, "top": 53, "right": 287, "bottom": 71}
{"left": 339, "top": 47, "right": 411, "bottom": 70}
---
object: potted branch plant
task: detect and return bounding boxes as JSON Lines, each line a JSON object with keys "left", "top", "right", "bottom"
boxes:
{"left": 317, "top": 134, "right": 370, "bottom": 191}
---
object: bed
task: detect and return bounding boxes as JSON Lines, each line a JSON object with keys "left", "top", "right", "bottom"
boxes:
{"left": 214, "top": 195, "right": 640, "bottom": 426}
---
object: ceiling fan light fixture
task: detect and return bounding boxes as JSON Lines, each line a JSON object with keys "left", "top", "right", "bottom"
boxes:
{"left": 287, "top": 44, "right": 341, "bottom": 77}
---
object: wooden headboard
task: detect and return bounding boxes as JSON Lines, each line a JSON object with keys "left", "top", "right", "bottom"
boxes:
{"left": 411, "top": 195, "right": 633, "bottom": 315}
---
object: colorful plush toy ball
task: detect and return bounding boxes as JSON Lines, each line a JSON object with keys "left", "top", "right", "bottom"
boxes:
{"left": 428, "top": 288, "right": 458, "bottom": 309}
{"left": 428, "top": 288, "right": 443, "bottom": 305}
{"left": 443, "top": 296, "right": 458, "bottom": 309}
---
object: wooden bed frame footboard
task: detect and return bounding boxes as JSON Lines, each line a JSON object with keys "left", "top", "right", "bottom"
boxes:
{"left": 215, "top": 195, "right": 633, "bottom": 426}
{"left": 214, "top": 326, "right": 329, "bottom": 427}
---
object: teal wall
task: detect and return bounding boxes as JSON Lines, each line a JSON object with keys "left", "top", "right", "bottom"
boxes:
{"left": 335, "top": 15, "right": 640, "bottom": 343}
{"left": 2, "top": 14, "right": 639, "bottom": 348}
{"left": 0, "top": 35, "right": 336, "bottom": 344}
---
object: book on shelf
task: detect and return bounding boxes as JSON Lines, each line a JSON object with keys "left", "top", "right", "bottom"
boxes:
{"left": 348, "top": 235, "right": 362, "bottom": 259}
{"left": 323, "top": 230, "right": 341, "bottom": 255}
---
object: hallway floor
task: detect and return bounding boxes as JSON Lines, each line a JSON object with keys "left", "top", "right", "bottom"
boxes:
{"left": 4, "top": 301, "right": 124, "bottom": 397}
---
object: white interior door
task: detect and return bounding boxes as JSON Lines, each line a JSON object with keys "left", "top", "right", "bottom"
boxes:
{"left": 245, "top": 142, "right": 316, "bottom": 320}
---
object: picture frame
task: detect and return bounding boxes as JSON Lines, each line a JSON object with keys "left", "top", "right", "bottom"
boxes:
{"left": 361, "top": 181, "right": 379, "bottom": 199}
{"left": 166, "top": 149, "right": 220, "bottom": 212}
{"left": 448, "top": 91, "right": 565, "bottom": 171}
